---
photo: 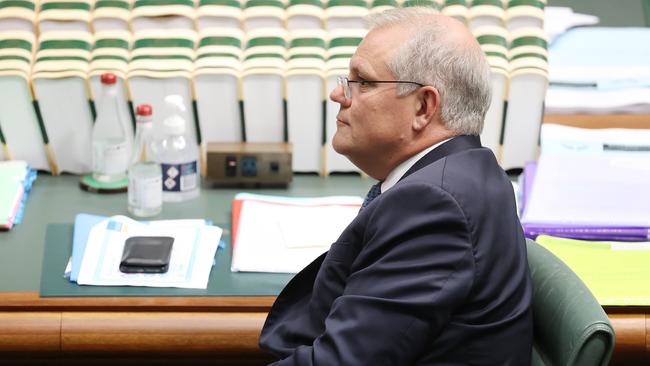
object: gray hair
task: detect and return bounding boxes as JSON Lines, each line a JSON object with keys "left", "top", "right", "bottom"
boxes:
{"left": 365, "top": 7, "right": 492, "bottom": 135}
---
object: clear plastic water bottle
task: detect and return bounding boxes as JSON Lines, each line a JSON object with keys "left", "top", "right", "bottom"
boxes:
{"left": 155, "top": 95, "right": 200, "bottom": 202}
{"left": 128, "top": 104, "right": 162, "bottom": 217}
{"left": 92, "top": 72, "right": 130, "bottom": 182}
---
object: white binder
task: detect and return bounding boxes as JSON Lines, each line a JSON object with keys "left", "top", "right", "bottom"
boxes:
{"left": 325, "top": 0, "right": 369, "bottom": 30}
{"left": 442, "top": 0, "right": 468, "bottom": 24}
{"left": 33, "top": 77, "right": 94, "bottom": 174}
{"left": 0, "top": 0, "right": 36, "bottom": 32}
{"left": 0, "top": 30, "right": 51, "bottom": 170}
{"left": 287, "top": 0, "right": 324, "bottom": 30}
{"left": 401, "top": 0, "right": 443, "bottom": 10}
{"left": 32, "top": 29, "right": 94, "bottom": 174}
{"left": 500, "top": 27, "right": 548, "bottom": 170}
{"left": 505, "top": 0, "right": 545, "bottom": 31}
{"left": 128, "top": 28, "right": 198, "bottom": 146}
{"left": 243, "top": 0, "right": 286, "bottom": 30}
{"left": 369, "top": 0, "right": 397, "bottom": 14}
{"left": 473, "top": 26, "right": 509, "bottom": 156}
{"left": 197, "top": 0, "right": 243, "bottom": 29}
{"left": 194, "top": 27, "right": 245, "bottom": 146}
{"left": 0, "top": 75, "right": 51, "bottom": 170}
{"left": 92, "top": 0, "right": 131, "bottom": 31}
{"left": 286, "top": 29, "right": 327, "bottom": 173}
{"left": 37, "top": 0, "right": 92, "bottom": 33}
{"left": 241, "top": 28, "right": 287, "bottom": 143}
{"left": 468, "top": 0, "right": 505, "bottom": 30}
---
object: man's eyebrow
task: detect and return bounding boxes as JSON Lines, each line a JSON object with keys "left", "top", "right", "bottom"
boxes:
{"left": 350, "top": 64, "right": 369, "bottom": 79}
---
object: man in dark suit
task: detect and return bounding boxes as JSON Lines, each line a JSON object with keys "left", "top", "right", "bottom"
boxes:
{"left": 260, "top": 7, "right": 533, "bottom": 365}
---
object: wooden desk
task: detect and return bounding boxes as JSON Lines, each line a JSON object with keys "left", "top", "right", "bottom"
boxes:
{"left": 0, "top": 175, "right": 371, "bottom": 365}
{"left": 0, "top": 175, "right": 648, "bottom": 364}
{"left": 0, "top": 293, "right": 648, "bottom": 365}
{"left": 544, "top": 114, "right": 650, "bottom": 129}
{"left": 0, "top": 292, "right": 275, "bottom": 365}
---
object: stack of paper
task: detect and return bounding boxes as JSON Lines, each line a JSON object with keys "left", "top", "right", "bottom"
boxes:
{"left": 545, "top": 27, "right": 650, "bottom": 114}
{"left": 66, "top": 214, "right": 222, "bottom": 289}
{"left": 536, "top": 235, "right": 650, "bottom": 306}
{"left": 543, "top": 7, "right": 599, "bottom": 43}
{"left": 231, "top": 193, "right": 363, "bottom": 273}
{"left": 521, "top": 124, "right": 650, "bottom": 241}
{"left": 0, "top": 160, "right": 37, "bottom": 230}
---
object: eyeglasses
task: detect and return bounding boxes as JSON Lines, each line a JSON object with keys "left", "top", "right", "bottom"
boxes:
{"left": 337, "top": 76, "right": 425, "bottom": 100}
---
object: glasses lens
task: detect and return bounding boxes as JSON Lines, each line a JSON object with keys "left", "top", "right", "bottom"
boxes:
{"left": 338, "top": 76, "right": 350, "bottom": 99}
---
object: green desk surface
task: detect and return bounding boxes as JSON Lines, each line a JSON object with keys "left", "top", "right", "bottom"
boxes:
{"left": 0, "top": 174, "right": 373, "bottom": 293}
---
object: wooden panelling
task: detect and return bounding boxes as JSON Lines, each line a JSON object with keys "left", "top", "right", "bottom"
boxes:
{"left": 647, "top": 315, "right": 650, "bottom": 355}
{"left": 0, "top": 295, "right": 649, "bottom": 363}
{"left": 0, "top": 312, "right": 61, "bottom": 352}
{"left": 609, "top": 313, "right": 648, "bottom": 365}
{"left": 61, "top": 312, "right": 266, "bottom": 353}
{"left": 544, "top": 114, "right": 650, "bottom": 129}
{"left": 0, "top": 292, "right": 275, "bottom": 311}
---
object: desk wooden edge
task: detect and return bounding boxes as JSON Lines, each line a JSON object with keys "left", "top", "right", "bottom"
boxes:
{"left": 0, "top": 292, "right": 648, "bottom": 363}
{"left": 0, "top": 291, "right": 276, "bottom": 311}
{"left": 544, "top": 114, "right": 650, "bottom": 129}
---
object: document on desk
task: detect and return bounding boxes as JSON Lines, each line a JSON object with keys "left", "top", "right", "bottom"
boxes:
{"left": 545, "top": 27, "right": 650, "bottom": 114}
{"left": 522, "top": 124, "right": 650, "bottom": 231}
{"left": 76, "top": 215, "right": 222, "bottom": 289}
{"left": 231, "top": 193, "right": 363, "bottom": 273}
{"left": 0, "top": 160, "right": 36, "bottom": 230}
{"left": 537, "top": 235, "right": 650, "bottom": 306}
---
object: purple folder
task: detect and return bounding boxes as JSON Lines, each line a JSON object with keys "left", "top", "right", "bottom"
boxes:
{"left": 523, "top": 224, "right": 650, "bottom": 241}
{"left": 520, "top": 161, "right": 650, "bottom": 241}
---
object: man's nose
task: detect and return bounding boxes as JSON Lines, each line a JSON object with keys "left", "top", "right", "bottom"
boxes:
{"left": 330, "top": 84, "right": 351, "bottom": 108}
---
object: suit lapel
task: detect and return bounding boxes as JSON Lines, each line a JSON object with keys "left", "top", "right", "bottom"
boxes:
{"left": 400, "top": 135, "right": 482, "bottom": 181}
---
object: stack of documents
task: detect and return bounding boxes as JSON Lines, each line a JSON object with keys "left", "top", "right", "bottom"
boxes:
{"left": 66, "top": 214, "right": 222, "bottom": 289}
{"left": 231, "top": 193, "right": 363, "bottom": 273}
{"left": 521, "top": 124, "right": 650, "bottom": 241}
{"left": 537, "top": 235, "right": 650, "bottom": 306}
{"left": 544, "top": 7, "right": 599, "bottom": 43}
{"left": 545, "top": 27, "right": 650, "bottom": 114}
{"left": 0, "top": 160, "right": 37, "bottom": 230}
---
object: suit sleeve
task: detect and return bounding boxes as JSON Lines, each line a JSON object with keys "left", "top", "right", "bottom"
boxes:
{"left": 269, "top": 182, "right": 476, "bottom": 366}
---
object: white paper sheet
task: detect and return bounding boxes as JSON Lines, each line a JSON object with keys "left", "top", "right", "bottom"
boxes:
{"left": 77, "top": 215, "right": 222, "bottom": 289}
{"left": 522, "top": 125, "right": 650, "bottom": 227}
{"left": 231, "top": 194, "right": 362, "bottom": 273}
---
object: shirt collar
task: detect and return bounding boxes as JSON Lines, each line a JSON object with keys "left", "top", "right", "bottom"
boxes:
{"left": 380, "top": 138, "right": 453, "bottom": 193}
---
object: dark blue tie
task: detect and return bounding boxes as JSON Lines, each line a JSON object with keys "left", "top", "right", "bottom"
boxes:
{"left": 361, "top": 182, "right": 382, "bottom": 210}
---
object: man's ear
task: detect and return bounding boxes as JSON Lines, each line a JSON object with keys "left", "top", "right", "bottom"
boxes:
{"left": 413, "top": 86, "right": 440, "bottom": 131}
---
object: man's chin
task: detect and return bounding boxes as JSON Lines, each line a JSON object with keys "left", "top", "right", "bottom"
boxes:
{"left": 331, "top": 135, "right": 350, "bottom": 156}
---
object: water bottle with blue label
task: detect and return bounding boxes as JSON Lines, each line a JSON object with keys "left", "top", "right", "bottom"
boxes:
{"left": 155, "top": 95, "right": 200, "bottom": 202}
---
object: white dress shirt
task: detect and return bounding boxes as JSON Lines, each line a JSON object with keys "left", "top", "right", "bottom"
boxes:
{"left": 380, "top": 138, "right": 453, "bottom": 193}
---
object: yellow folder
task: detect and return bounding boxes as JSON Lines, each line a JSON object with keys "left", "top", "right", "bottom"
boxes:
{"left": 537, "top": 235, "right": 650, "bottom": 306}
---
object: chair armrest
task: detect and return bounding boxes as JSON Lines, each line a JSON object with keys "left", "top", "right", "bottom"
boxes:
{"left": 526, "top": 239, "right": 615, "bottom": 366}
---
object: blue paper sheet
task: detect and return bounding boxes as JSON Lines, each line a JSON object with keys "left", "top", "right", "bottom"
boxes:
{"left": 69, "top": 214, "right": 224, "bottom": 282}
{"left": 70, "top": 213, "right": 106, "bottom": 282}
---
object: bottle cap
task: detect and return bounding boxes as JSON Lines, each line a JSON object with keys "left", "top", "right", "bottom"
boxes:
{"left": 163, "top": 115, "right": 185, "bottom": 135}
{"left": 164, "top": 94, "right": 186, "bottom": 111}
{"left": 100, "top": 72, "right": 117, "bottom": 85}
{"left": 136, "top": 104, "right": 153, "bottom": 117}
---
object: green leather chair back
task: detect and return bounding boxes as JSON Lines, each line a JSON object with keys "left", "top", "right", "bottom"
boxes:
{"left": 526, "top": 239, "right": 615, "bottom": 366}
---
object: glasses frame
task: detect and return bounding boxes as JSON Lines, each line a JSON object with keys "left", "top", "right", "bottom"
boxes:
{"left": 337, "top": 76, "right": 425, "bottom": 100}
